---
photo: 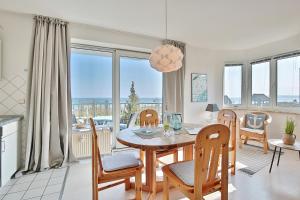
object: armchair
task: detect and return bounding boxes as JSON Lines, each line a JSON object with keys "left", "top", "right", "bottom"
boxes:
{"left": 239, "top": 112, "right": 272, "bottom": 154}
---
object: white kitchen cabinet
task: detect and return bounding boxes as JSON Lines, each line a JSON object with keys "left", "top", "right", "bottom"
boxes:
{"left": 1, "top": 120, "right": 21, "bottom": 187}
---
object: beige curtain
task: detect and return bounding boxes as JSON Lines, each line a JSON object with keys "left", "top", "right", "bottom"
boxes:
{"left": 25, "top": 16, "right": 73, "bottom": 171}
{"left": 162, "top": 39, "right": 185, "bottom": 115}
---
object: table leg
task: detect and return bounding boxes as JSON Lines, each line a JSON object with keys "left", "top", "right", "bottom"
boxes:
{"left": 269, "top": 146, "right": 277, "bottom": 173}
{"left": 277, "top": 147, "right": 282, "bottom": 166}
{"left": 183, "top": 144, "right": 193, "bottom": 161}
{"left": 298, "top": 151, "right": 300, "bottom": 160}
{"left": 145, "top": 150, "right": 157, "bottom": 200}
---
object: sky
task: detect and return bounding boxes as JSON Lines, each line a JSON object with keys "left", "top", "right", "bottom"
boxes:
{"left": 71, "top": 50, "right": 162, "bottom": 99}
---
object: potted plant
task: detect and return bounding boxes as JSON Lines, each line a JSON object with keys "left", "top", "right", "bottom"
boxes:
{"left": 282, "top": 118, "right": 296, "bottom": 145}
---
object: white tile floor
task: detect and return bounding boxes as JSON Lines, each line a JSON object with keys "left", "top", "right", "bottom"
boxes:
{"left": 0, "top": 167, "right": 68, "bottom": 200}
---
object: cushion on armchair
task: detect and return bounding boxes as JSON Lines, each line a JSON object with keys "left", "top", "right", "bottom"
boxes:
{"left": 245, "top": 114, "right": 266, "bottom": 130}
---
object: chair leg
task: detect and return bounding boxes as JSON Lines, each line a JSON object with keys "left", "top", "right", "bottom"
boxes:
{"left": 140, "top": 150, "right": 145, "bottom": 165}
{"left": 239, "top": 135, "right": 243, "bottom": 149}
{"left": 231, "top": 149, "right": 236, "bottom": 176}
{"left": 263, "top": 139, "right": 268, "bottom": 154}
{"left": 135, "top": 170, "right": 142, "bottom": 200}
{"left": 92, "top": 181, "right": 98, "bottom": 200}
{"left": 125, "top": 178, "right": 131, "bottom": 190}
{"left": 173, "top": 150, "right": 178, "bottom": 162}
{"left": 163, "top": 174, "right": 169, "bottom": 200}
{"left": 244, "top": 136, "right": 248, "bottom": 145}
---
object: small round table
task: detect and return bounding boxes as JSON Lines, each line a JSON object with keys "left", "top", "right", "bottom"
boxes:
{"left": 268, "top": 139, "right": 300, "bottom": 173}
{"left": 116, "top": 125, "right": 200, "bottom": 199}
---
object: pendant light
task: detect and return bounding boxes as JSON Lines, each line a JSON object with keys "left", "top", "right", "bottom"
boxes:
{"left": 149, "top": 0, "right": 184, "bottom": 73}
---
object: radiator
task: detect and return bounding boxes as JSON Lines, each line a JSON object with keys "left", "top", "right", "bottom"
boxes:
{"left": 72, "top": 128, "right": 112, "bottom": 158}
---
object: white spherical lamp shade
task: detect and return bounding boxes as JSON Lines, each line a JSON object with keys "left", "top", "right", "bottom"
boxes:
{"left": 149, "top": 44, "right": 184, "bottom": 72}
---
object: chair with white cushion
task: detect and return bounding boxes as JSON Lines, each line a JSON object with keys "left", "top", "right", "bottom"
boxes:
{"left": 239, "top": 112, "right": 272, "bottom": 154}
{"left": 89, "top": 118, "right": 143, "bottom": 200}
{"left": 162, "top": 124, "right": 230, "bottom": 200}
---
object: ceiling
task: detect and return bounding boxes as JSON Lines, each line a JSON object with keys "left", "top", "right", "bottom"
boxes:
{"left": 0, "top": 0, "right": 300, "bottom": 50}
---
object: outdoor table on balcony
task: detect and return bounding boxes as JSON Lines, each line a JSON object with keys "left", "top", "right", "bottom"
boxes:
{"left": 116, "top": 123, "right": 204, "bottom": 200}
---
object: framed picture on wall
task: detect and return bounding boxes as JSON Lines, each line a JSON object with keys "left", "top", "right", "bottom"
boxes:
{"left": 191, "top": 73, "right": 207, "bottom": 102}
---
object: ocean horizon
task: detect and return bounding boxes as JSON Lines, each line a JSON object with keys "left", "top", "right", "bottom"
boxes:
{"left": 72, "top": 97, "right": 162, "bottom": 104}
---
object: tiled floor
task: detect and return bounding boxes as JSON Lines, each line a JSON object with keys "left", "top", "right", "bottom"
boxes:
{"left": 0, "top": 167, "right": 68, "bottom": 200}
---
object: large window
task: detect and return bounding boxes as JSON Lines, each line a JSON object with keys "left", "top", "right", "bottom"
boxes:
{"left": 223, "top": 51, "right": 300, "bottom": 111}
{"left": 251, "top": 61, "right": 270, "bottom": 106}
{"left": 70, "top": 46, "right": 163, "bottom": 158}
{"left": 223, "top": 65, "right": 242, "bottom": 105}
{"left": 71, "top": 49, "right": 113, "bottom": 128}
{"left": 277, "top": 55, "right": 300, "bottom": 106}
{"left": 120, "top": 56, "right": 162, "bottom": 128}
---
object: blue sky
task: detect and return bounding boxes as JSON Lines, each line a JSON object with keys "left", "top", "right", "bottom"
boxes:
{"left": 71, "top": 51, "right": 162, "bottom": 99}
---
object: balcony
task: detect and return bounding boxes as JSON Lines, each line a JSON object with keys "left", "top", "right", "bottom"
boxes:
{"left": 71, "top": 98, "right": 162, "bottom": 158}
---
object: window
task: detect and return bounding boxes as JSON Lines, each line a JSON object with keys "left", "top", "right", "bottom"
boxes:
{"left": 223, "top": 65, "right": 242, "bottom": 105}
{"left": 120, "top": 56, "right": 162, "bottom": 129}
{"left": 251, "top": 61, "right": 270, "bottom": 106}
{"left": 71, "top": 48, "right": 114, "bottom": 157}
{"left": 70, "top": 45, "right": 163, "bottom": 158}
{"left": 71, "top": 49, "right": 113, "bottom": 128}
{"left": 277, "top": 55, "right": 300, "bottom": 106}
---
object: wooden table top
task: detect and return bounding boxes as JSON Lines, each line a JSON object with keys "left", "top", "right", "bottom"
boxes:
{"left": 268, "top": 139, "right": 300, "bottom": 151}
{"left": 116, "top": 124, "right": 204, "bottom": 151}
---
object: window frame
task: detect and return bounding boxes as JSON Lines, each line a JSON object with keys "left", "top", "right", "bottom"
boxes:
{"left": 223, "top": 50, "right": 300, "bottom": 113}
{"left": 276, "top": 54, "right": 300, "bottom": 108}
{"left": 222, "top": 64, "right": 244, "bottom": 107}
{"left": 71, "top": 43, "right": 163, "bottom": 149}
{"left": 249, "top": 60, "right": 272, "bottom": 107}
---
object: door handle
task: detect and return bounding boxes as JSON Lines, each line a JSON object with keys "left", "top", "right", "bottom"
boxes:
{"left": 1, "top": 141, "right": 5, "bottom": 153}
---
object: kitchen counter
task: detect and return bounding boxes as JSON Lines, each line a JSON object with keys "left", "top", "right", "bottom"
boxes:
{"left": 0, "top": 115, "right": 24, "bottom": 127}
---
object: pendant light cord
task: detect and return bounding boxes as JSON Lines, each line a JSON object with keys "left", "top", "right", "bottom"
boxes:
{"left": 165, "top": 0, "right": 168, "bottom": 40}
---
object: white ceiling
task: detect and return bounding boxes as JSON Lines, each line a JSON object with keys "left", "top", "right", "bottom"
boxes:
{"left": 0, "top": 0, "right": 300, "bottom": 50}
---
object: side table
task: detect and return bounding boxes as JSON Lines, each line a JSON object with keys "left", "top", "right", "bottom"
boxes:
{"left": 268, "top": 139, "right": 300, "bottom": 173}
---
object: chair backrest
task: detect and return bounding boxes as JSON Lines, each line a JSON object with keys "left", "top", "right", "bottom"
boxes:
{"left": 89, "top": 118, "right": 104, "bottom": 178}
{"left": 139, "top": 109, "right": 159, "bottom": 127}
{"left": 127, "top": 112, "right": 139, "bottom": 128}
{"left": 243, "top": 111, "right": 271, "bottom": 129}
{"left": 217, "top": 109, "right": 237, "bottom": 145}
{"left": 194, "top": 124, "right": 230, "bottom": 197}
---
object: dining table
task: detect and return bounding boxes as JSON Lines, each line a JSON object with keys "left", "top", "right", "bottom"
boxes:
{"left": 116, "top": 123, "right": 205, "bottom": 200}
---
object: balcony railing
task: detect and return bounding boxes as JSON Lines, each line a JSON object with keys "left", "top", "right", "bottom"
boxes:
{"left": 71, "top": 99, "right": 162, "bottom": 158}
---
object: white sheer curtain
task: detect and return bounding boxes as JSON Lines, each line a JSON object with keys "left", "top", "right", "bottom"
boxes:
{"left": 25, "top": 16, "right": 73, "bottom": 171}
{"left": 162, "top": 39, "right": 185, "bottom": 115}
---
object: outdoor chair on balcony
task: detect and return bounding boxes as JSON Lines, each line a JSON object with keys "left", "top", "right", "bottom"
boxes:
{"left": 89, "top": 118, "right": 143, "bottom": 200}
{"left": 239, "top": 112, "right": 272, "bottom": 154}
{"left": 139, "top": 109, "right": 179, "bottom": 165}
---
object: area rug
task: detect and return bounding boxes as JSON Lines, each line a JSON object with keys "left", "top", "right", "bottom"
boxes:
{"left": 237, "top": 144, "right": 282, "bottom": 176}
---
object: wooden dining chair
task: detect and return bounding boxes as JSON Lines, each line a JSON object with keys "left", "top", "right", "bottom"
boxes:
{"left": 89, "top": 118, "right": 143, "bottom": 200}
{"left": 217, "top": 109, "right": 237, "bottom": 175}
{"left": 162, "top": 124, "right": 230, "bottom": 200}
{"left": 139, "top": 109, "right": 179, "bottom": 165}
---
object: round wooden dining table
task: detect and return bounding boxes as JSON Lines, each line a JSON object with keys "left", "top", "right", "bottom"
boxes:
{"left": 116, "top": 124, "right": 202, "bottom": 200}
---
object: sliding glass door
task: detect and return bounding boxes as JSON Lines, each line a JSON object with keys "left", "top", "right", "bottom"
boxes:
{"left": 119, "top": 52, "right": 163, "bottom": 127}
{"left": 71, "top": 48, "right": 114, "bottom": 158}
{"left": 70, "top": 46, "right": 162, "bottom": 156}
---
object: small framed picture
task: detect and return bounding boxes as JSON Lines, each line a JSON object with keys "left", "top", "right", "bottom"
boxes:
{"left": 191, "top": 73, "right": 207, "bottom": 102}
